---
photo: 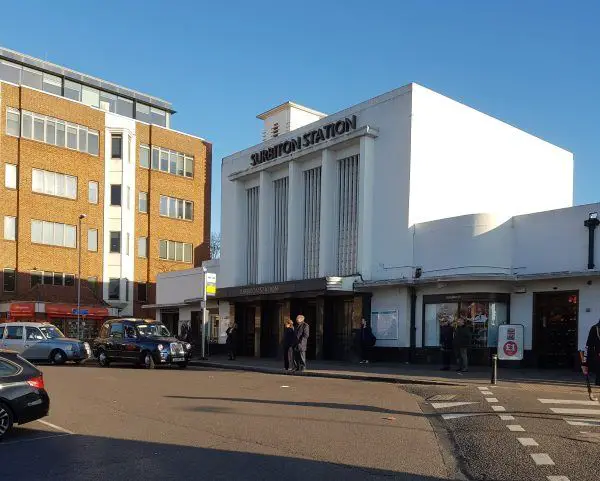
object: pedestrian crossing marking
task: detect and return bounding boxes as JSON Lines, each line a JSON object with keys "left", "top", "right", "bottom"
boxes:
{"left": 492, "top": 405, "right": 506, "bottom": 412}
{"left": 441, "top": 413, "right": 486, "bottom": 420}
{"left": 485, "top": 397, "right": 499, "bottom": 403}
{"left": 480, "top": 391, "right": 494, "bottom": 395}
{"left": 430, "top": 401, "right": 478, "bottom": 409}
{"left": 500, "top": 415, "right": 515, "bottom": 421}
{"left": 507, "top": 424, "right": 525, "bottom": 432}
{"left": 518, "top": 437, "right": 539, "bottom": 447}
{"left": 538, "top": 398, "right": 599, "bottom": 406}
{"left": 564, "top": 418, "right": 600, "bottom": 427}
{"left": 550, "top": 407, "right": 600, "bottom": 416}
{"left": 530, "top": 453, "right": 554, "bottom": 466}
{"left": 547, "top": 476, "right": 570, "bottom": 481}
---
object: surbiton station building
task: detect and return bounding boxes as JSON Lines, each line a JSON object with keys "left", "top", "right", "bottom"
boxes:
{"left": 216, "top": 83, "right": 599, "bottom": 370}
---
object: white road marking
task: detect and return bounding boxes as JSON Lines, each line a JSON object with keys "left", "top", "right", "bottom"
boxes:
{"left": 477, "top": 387, "right": 488, "bottom": 390}
{"left": 441, "top": 413, "right": 486, "bottom": 420}
{"left": 539, "top": 398, "right": 599, "bottom": 406}
{"left": 500, "top": 415, "right": 515, "bottom": 421}
{"left": 530, "top": 453, "right": 555, "bottom": 466}
{"left": 547, "top": 476, "right": 570, "bottom": 481}
{"left": 517, "top": 437, "right": 539, "bottom": 447}
{"left": 481, "top": 391, "right": 494, "bottom": 395}
{"left": 492, "top": 405, "right": 506, "bottom": 412}
{"left": 430, "top": 401, "right": 478, "bottom": 409}
{"left": 564, "top": 418, "right": 600, "bottom": 427}
{"left": 550, "top": 407, "right": 600, "bottom": 415}
{"left": 280, "top": 385, "right": 290, "bottom": 388}
{"left": 37, "top": 420, "right": 74, "bottom": 435}
{"left": 507, "top": 424, "right": 525, "bottom": 432}
{"left": 485, "top": 398, "right": 499, "bottom": 403}
{"left": 0, "top": 433, "right": 71, "bottom": 446}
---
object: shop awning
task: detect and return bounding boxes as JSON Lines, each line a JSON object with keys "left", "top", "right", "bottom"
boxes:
{"left": 8, "top": 303, "right": 35, "bottom": 319}
{"left": 45, "top": 304, "right": 109, "bottom": 319}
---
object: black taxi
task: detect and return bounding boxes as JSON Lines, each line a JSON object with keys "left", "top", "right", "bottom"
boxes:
{"left": 92, "top": 318, "right": 192, "bottom": 369}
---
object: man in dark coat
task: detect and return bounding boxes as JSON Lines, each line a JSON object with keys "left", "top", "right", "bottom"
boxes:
{"left": 582, "top": 320, "right": 600, "bottom": 386}
{"left": 359, "top": 318, "right": 376, "bottom": 364}
{"left": 283, "top": 319, "right": 296, "bottom": 371}
{"left": 225, "top": 322, "right": 238, "bottom": 360}
{"left": 453, "top": 318, "right": 471, "bottom": 373}
{"left": 293, "top": 315, "right": 310, "bottom": 372}
{"left": 439, "top": 320, "right": 454, "bottom": 371}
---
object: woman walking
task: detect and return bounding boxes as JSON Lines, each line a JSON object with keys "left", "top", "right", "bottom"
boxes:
{"left": 226, "top": 322, "right": 238, "bottom": 360}
{"left": 283, "top": 319, "right": 296, "bottom": 371}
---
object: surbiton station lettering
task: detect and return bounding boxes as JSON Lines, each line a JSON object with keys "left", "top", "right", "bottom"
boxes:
{"left": 250, "top": 115, "right": 357, "bottom": 166}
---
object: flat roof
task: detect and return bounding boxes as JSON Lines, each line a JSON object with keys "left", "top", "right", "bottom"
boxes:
{"left": 256, "top": 101, "right": 327, "bottom": 120}
{"left": 0, "top": 46, "right": 174, "bottom": 113}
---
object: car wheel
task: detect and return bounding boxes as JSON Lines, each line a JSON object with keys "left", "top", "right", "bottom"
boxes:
{"left": 177, "top": 362, "right": 188, "bottom": 369}
{"left": 97, "top": 350, "right": 110, "bottom": 367}
{"left": 0, "top": 402, "right": 14, "bottom": 440}
{"left": 50, "top": 349, "right": 67, "bottom": 365}
{"left": 143, "top": 352, "right": 155, "bottom": 370}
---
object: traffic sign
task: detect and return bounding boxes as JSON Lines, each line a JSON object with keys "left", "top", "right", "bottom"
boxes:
{"left": 205, "top": 272, "right": 217, "bottom": 297}
{"left": 497, "top": 324, "right": 524, "bottom": 361}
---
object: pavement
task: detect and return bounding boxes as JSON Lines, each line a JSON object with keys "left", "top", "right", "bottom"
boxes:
{"left": 190, "top": 355, "right": 589, "bottom": 393}
{"left": 0, "top": 364, "right": 463, "bottom": 481}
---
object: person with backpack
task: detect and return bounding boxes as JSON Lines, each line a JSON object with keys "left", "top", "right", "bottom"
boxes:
{"left": 582, "top": 320, "right": 600, "bottom": 387}
{"left": 359, "top": 318, "right": 376, "bottom": 364}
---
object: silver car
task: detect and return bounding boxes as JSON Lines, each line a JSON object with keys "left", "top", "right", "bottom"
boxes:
{"left": 0, "top": 322, "right": 91, "bottom": 365}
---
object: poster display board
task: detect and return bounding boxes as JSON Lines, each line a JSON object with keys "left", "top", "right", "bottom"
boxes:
{"left": 497, "top": 324, "right": 524, "bottom": 361}
{"left": 371, "top": 310, "right": 399, "bottom": 340}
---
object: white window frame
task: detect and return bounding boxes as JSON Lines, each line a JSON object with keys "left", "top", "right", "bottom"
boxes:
{"left": 6, "top": 108, "right": 20, "bottom": 137}
{"left": 139, "top": 145, "right": 150, "bottom": 169}
{"left": 88, "top": 181, "right": 99, "bottom": 204}
{"left": 139, "top": 192, "right": 148, "bottom": 213}
{"left": 88, "top": 228, "right": 98, "bottom": 252}
{"left": 138, "top": 237, "right": 148, "bottom": 258}
{"left": 3, "top": 216, "right": 16, "bottom": 241}
{"left": 31, "top": 168, "right": 77, "bottom": 200}
{"left": 5, "top": 164, "right": 17, "bottom": 189}
{"left": 159, "top": 195, "right": 193, "bottom": 220}
{"left": 149, "top": 146, "right": 194, "bottom": 179}
{"left": 159, "top": 239, "right": 193, "bottom": 264}
{"left": 31, "top": 220, "right": 77, "bottom": 248}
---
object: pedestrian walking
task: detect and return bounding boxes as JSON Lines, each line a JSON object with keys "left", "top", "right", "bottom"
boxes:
{"left": 582, "top": 319, "right": 600, "bottom": 389}
{"left": 293, "top": 315, "right": 310, "bottom": 372}
{"left": 226, "top": 322, "right": 238, "bottom": 360}
{"left": 453, "top": 318, "right": 471, "bottom": 373}
{"left": 283, "top": 319, "right": 296, "bottom": 371}
{"left": 359, "top": 318, "right": 376, "bottom": 364}
{"left": 440, "top": 320, "right": 454, "bottom": 371}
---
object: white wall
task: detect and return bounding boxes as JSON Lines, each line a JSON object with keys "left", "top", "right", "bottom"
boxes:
{"left": 157, "top": 267, "right": 205, "bottom": 305}
{"left": 409, "top": 84, "right": 573, "bottom": 227}
{"left": 370, "top": 287, "right": 410, "bottom": 347}
{"left": 414, "top": 213, "right": 513, "bottom": 278}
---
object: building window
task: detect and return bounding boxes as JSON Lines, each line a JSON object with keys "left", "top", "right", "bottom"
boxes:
{"left": 88, "top": 181, "right": 99, "bottom": 204}
{"left": 64, "top": 80, "right": 81, "bottom": 101}
{"left": 138, "top": 237, "right": 148, "bottom": 258}
{"left": 126, "top": 233, "right": 130, "bottom": 256}
{"left": 31, "top": 271, "right": 42, "bottom": 287}
{"left": 116, "top": 97, "right": 133, "bottom": 117}
{"left": 150, "top": 146, "right": 194, "bottom": 178}
{"left": 273, "top": 177, "right": 289, "bottom": 283}
{"left": 6, "top": 108, "right": 20, "bottom": 136}
{"left": 423, "top": 300, "right": 508, "bottom": 348}
{"left": 127, "top": 187, "right": 131, "bottom": 210}
{"left": 159, "top": 195, "right": 193, "bottom": 220}
{"left": 158, "top": 240, "right": 193, "bottom": 263}
{"left": 0, "top": 60, "right": 21, "bottom": 84}
{"left": 111, "top": 134, "right": 122, "bottom": 159}
{"left": 31, "top": 220, "right": 76, "bottom": 248}
{"left": 15, "top": 109, "right": 98, "bottom": 155}
{"left": 88, "top": 228, "right": 98, "bottom": 252}
{"left": 42, "top": 73, "right": 62, "bottom": 95}
{"left": 53, "top": 272, "right": 63, "bottom": 286}
{"left": 136, "top": 103, "right": 151, "bottom": 123}
{"left": 3, "top": 268, "right": 16, "bottom": 292}
{"left": 43, "top": 272, "right": 53, "bottom": 285}
{"left": 65, "top": 274, "right": 75, "bottom": 286}
{"left": 138, "top": 192, "right": 148, "bottom": 213}
{"left": 3, "top": 216, "right": 16, "bottom": 241}
{"left": 87, "top": 277, "right": 98, "bottom": 293}
{"left": 139, "top": 145, "right": 150, "bottom": 168}
{"left": 32, "top": 169, "right": 77, "bottom": 200}
{"left": 110, "top": 185, "right": 122, "bottom": 206}
{"left": 336, "top": 155, "right": 359, "bottom": 276}
{"left": 246, "top": 186, "right": 260, "bottom": 284}
{"left": 5, "top": 164, "right": 17, "bottom": 189}
{"left": 109, "top": 231, "right": 121, "bottom": 253}
{"left": 303, "top": 167, "right": 321, "bottom": 279}
{"left": 108, "top": 278, "right": 120, "bottom": 300}
{"left": 137, "top": 282, "right": 147, "bottom": 302}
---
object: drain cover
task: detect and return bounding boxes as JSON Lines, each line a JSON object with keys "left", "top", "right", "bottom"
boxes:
{"left": 427, "top": 394, "right": 457, "bottom": 401}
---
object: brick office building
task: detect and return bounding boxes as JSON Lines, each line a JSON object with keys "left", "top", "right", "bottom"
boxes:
{"left": 0, "top": 47, "right": 211, "bottom": 339}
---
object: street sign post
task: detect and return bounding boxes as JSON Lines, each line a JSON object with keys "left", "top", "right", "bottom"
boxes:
{"left": 201, "top": 270, "right": 216, "bottom": 360}
{"left": 497, "top": 324, "right": 524, "bottom": 361}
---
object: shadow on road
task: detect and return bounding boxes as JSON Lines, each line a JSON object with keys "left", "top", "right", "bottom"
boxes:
{"left": 0, "top": 431, "right": 471, "bottom": 481}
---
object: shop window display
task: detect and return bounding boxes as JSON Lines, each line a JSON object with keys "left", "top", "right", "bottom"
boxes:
{"left": 424, "top": 300, "right": 508, "bottom": 348}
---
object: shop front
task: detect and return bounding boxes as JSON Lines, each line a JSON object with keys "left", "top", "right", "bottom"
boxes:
{"left": 218, "top": 278, "right": 367, "bottom": 361}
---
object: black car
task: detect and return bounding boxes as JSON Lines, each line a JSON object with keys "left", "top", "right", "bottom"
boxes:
{"left": 0, "top": 349, "right": 50, "bottom": 440}
{"left": 92, "top": 319, "right": 192, "bottom": 369}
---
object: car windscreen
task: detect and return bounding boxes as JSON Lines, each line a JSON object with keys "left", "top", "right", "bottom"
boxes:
{"left": 136, "top": 323, "right": 171, "bottom": 337}
{"left": 39, "top": 326, "right": 66, "bottom": 339}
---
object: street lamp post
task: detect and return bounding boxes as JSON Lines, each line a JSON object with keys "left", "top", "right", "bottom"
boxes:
{"left": 77, "top": 214, "right": 87, "bottom": 340}
{"left": 201, "top": 266, "right": 208, "bottom": 360}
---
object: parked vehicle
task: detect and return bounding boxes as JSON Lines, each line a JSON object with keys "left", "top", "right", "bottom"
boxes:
{"left": 0, "top": 322, "right": 91, "bottom": 365}
{"left": 0, "top": 349, "right": 50, "bottom": 439}
{"left": 92, "top": 319, "right": 192, "bottom": 369}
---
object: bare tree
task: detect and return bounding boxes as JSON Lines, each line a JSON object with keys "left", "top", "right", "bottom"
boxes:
{"left": 210, "top": 231, "right": 221, "bottom": 259}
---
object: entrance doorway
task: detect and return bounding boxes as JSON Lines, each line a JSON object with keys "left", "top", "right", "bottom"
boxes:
{"left": 533, "top": 291, "right": 578, "bottom": 369}
{"left": 234, "top": 303, "right": 256, "bottom": 356}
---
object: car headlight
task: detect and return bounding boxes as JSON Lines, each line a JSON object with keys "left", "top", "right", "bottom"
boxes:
{"left": 185, "top": 343, "right": 191, "bottom": 350}
{"left": 157, "top": 344, "right": 165, "bottom": 351}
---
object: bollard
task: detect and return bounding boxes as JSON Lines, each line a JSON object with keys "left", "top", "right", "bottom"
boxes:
{"left": 491, "top": 354, "right": 498, "bottom": 385}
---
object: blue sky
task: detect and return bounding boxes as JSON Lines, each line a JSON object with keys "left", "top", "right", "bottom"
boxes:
{"left": 2, "top": 0, "right": 599, "bottom": 233}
